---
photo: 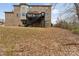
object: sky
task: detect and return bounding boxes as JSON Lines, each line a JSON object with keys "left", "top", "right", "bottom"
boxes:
{"left": 0, "top": 3, "right": 13, "bottom": 19}
{"left": 52, "top": 3, "right": 75, "bottom": 24}
{"left": 0, "top": 3, "right": 75, "bottom": 24}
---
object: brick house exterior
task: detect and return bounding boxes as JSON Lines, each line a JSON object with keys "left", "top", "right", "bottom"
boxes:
{"left": 5, "top": 3, "right": 52, "bottom": 27}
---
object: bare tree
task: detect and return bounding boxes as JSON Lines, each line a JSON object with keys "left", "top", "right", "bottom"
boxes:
{"left": 52, "top": 3, "right": 79, "bottom": 25}
{"left": 74, "top": 3, "right": 79, "bottom": 20}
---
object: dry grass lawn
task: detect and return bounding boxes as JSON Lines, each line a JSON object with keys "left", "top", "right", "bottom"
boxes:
{"left": 0, "top": 26, "right": 79, "bottom": 56}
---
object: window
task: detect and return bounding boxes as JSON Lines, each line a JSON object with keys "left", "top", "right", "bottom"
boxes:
{"left": 22, "top": 7, "right": 25, "bottom": 10}
{"left": 17, "top": 13, "right": 20, "bottom": 17}
{"left": 29, "top": 6, "right": 32, "bottom": 8}
{"left": 17, "top": 14, "right": 18, "bottom": 16}
{"left": 22, "top": 13, "right": 26, "bottom": 16}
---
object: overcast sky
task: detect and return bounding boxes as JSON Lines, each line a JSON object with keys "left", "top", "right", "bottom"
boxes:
{"left": 0, "top": 3, "right": 75, "bottom": 24}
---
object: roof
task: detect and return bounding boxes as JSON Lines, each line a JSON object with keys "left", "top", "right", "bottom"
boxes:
{"left": 5, "top": 11, "right": 14, "bottom": 13}
{"left": 13, "top": 3, "right": 52, "bottom": 7}
{"left": 27, "top": 11, "right": 45, "bottom": 14}
{"left": 13, "top": 3, "right": 29, "bottom": 7}
{"left": 29, "top": 5, "right": 52, "bottom": 7}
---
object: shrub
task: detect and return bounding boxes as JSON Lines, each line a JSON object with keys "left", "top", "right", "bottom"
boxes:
{"left": 54, "top": 20, "right": 79, "bottom": 34}
{"left": 71, "top": 27, "right": 79, "bottom": 34}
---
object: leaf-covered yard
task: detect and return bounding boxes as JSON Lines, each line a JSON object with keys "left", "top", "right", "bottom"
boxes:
{"left": 0, "top": 26, "right": 79, "bottom": 56}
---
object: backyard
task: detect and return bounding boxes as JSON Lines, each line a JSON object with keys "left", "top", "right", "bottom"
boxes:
{"left": 0, "top": 26, "right": 79, "bottom": 55}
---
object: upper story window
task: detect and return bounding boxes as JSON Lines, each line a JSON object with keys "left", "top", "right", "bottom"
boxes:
{"left": 17, "top": 13, "right": 20, "bottom": 17}
{"left": 17, "top": 13, "right": 26, "bottom": 17}
{"left": 22, "top": 7, "right": 26, "bottom": 10}
{"left": 22, "top": 13, "right": 26, "bottom": 16}
{"left": 29, "top": 6, "right": 32, "bottom": 8}
{"left": 21, "top": 6, "right": 29, "bottom": 10}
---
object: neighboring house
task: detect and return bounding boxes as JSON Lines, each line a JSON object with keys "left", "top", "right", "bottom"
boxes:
{"left": 5, "top": 3, "right": 52, "bottom": 27}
